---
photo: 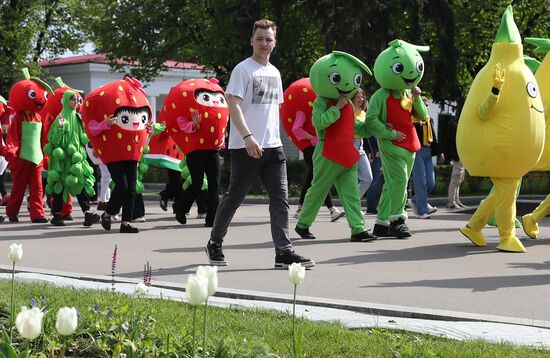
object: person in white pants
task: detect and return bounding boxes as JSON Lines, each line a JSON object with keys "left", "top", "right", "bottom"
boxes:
{"left": 85, "top": 143, "right": 111, "bottom": 211}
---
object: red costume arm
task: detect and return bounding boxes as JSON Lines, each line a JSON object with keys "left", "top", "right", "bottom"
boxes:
{"left": 4, "top": 113, "right": 21, "bottom": 160}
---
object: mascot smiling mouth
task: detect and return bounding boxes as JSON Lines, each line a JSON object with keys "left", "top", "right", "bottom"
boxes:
{"left": 531, "top": 104, "right": 544, "bottom": 113}
{"left": 337, "top": 88, "right": 353, "bottom": 95}
{"left": 401, "top": 76, "right": 418, "bottom": 86}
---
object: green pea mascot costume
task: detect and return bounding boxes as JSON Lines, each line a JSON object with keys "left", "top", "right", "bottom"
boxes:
{"left": 365, "top": 40, "right": 429, "bottom": 238}
{"left": 44, "top": 90, "right": 97, "bottom": 226}
{"left": 295, "top": 51, "right": 376, "bottom": 242}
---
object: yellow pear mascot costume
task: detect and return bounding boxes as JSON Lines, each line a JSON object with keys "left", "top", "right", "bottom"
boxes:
{"left": 457, "top": 5, "right": 545, "bottom": 253}
{"left": 521, "top": 37, "right": 550, "bottom": 239}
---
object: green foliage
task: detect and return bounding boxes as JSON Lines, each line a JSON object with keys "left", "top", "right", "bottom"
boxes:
{"left": 0, "top": 0, "right": 92, "bottom": 93}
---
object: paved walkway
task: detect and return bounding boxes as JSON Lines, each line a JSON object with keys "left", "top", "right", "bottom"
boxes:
{"left": 1, "top": 197, "right": 550, "bottom": 333}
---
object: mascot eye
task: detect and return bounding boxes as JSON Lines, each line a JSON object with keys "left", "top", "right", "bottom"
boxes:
{"left": 329, "top": 72, "right": 341, "bottom": 85}
{"left": 27, "top": 90, "right": 36, "bottom": 99}
{"left": 526, "top": 82, "right": 538, "bottom": 98}
{"left": 391, "top": 63, "right": 404, "bottom": 74}
{"left": 353, "top": 74, "right": 362, "bottom": 86}
{"left": 121, "top": 115, "right": 129, "bottom": 124}
{"left": 44, "top": 91, "right": 48, "bottom": 100}
{"left": 416, "top": 61, "right": 424, "bottom": 73}
{"left": 141, "top": 115, "right": 147, "bottom": 123}
{"left": 77, "top": 97, "right": 83, "bottom": 105}
{"left": 202, "top": 94, "right": 211, "bottom": 102}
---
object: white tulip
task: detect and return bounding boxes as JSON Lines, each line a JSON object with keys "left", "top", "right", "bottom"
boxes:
{"left": 55, "top": 307, "right": 78, "bottom": 335}
{"left": 186, "top": 274, "right": 208, "bottom": 306}
{"left": 134, "top": 283, "right": 149, "bottom": 296}
{"left": 196, "top": 265, "right": 218, "bottom": 297}
{"left": 8, "top": 243, "right": 23, "bottom": 263}
{"left": 288, "top": 263, "right": 305, "bottom": 285}
{"left": 15, "top": 306, "right": 43, "bottom": 340}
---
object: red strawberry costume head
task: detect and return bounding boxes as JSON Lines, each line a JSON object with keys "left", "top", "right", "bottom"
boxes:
{"left": 162, "top": 78, "right": 229, "bottom": 155}
{"left": 40, "top": 77, "right": 83, "bottom": 127}
{"left": 280, "top": 78, "right": 317, "bottom": 152}
{"left": 9, "top": 68, "right": 53, "bottom": 113}
{"left": 81, "top": 77, "right": 151, "bottom": 163}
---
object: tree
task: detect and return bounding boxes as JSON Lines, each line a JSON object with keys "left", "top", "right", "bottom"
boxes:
{"left": 0, "top": 0, "right": 92, "bottom": 94}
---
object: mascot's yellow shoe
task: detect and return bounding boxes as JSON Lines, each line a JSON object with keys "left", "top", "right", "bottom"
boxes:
{"left": 459, "top": 226, "right": 487, "bottom": 247}
{"left": 521, "top": 214, "right": 539, "bottom": 239}
{"left": 497, "top": 236, "right": 526, "bottom": 253}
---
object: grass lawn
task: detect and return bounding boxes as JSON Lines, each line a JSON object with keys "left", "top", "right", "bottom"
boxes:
{"left": 0, "top": 279, "right": 547, "bottom": 357}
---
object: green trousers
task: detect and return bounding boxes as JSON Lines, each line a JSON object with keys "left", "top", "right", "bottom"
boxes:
{"left": 297, "top": 144, "right": 365, "bottom": 235}
{"left": 376, "top": 140, "right": 415, "bottom": 226}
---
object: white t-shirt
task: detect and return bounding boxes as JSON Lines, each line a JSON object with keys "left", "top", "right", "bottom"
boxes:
{"left": 226, "top": 57, "right": 284, "bottom": 149}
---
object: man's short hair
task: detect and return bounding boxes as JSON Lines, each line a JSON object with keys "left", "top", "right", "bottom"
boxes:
{"left": 252, "top": 19, "right": 277, "bottom": 37}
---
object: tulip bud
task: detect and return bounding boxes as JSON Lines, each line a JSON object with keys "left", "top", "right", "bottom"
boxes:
{"left": 288, "top": 263, "right": 305, "bottom": 285}
{"left": 134, "top": 282, "right": 149, "bottom": 296}
{"left": 55, "top": 307, "right": 78, "bottom": 335}
{"left": 186, "top": 274, "right": 208, "bottom": 306}
{"left": 15, "top": 306, "right": 43, "bottom": 340}
{"left": 8, "top": 243, "right": 23, "bottom": 264}
{"left": 196, "top": 265, "right": 218, "bottom": 297}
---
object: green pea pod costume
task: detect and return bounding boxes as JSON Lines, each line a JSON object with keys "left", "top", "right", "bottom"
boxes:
{"left": 44, "top": 90, "right": 95, "bottom": 202}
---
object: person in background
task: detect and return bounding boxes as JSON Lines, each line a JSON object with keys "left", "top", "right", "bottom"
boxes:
{"left": 350, "top": 88, "right": 373, "bottom": 212}
{"left": 364, "top": 136, "right": 383, "bottom": 214}
{"left": 409, "top": 96, "right": 444, "bottom": 218}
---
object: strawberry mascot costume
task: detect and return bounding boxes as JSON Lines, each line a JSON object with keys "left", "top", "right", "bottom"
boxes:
{"left": 162, "top": 78, "right": 229, "bottom": 227}
{"left": 82, "top": 76, "right": 152, "bottom": 233}
{"left": 4, "top": 68, "right": 53, "bottom": 223}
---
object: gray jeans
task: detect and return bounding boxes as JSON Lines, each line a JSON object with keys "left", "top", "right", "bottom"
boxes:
{"left": 210, "top": 147, "right": 292, "bottom": 253}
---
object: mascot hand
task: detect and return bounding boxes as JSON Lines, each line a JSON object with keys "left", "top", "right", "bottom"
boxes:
{"left": 492, "top": 63, "right": 505, "bottom": 90}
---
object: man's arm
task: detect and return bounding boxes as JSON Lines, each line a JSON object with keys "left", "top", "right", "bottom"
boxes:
{"left": 227, "top": 94, "right": 263, "bottom": 159}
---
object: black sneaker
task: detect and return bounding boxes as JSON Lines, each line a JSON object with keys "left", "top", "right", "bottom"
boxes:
{"left": 205, "top": 240, "right": 227, "bottom": 266}
{"left": 32, "top": 216, "right": 48, "bottom": 224}
{"left": 388, "top": 218, "right": 411, "bottom": 238}
{"left": 50, "top": 214, "right": 65, "bottom": 226}
{"left": 62, "top": 214, "right": 74, "bottom": 221}
{"left": 83, "top": 212, "right": 100, "bottom": 227}
{"left": 120, "top": 223, "right": 139, "bottom": 233}
{"left": 175, "top": 212, "right": 187, "bottom": 225}
{"left": 275, "top": 250, "right": 315, "bottom": 269}
{"left": 159, "top": 194, "right": 168, "bottom": 211}
{"left": 8, "top": 216, "right": 18, "bottom": 223}
{"left": 372, "top": 224, "right": 389, "bottom": 237}
{"left": 295, "top": 226, "right": 316, "bottom": 239}
{"left": 0, "top": 216, "right": 4, "bottom": 223}
{"left": 101, "top": 212, "right": 111, "bottom": 231}
{"left": 350, "top": 231, "right": 377, "bottom": 242}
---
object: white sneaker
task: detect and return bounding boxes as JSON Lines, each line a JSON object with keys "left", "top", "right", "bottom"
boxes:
{"left": 132, "top": 216, "right": 146, "bottom": 222}
{"left": 417, "top": 213, "right": 431, "bottom": 219}
{"left": 196, "top": 213, "right": 206, "bottom": 219}
{"left": 427, "top": 204, "right": 438, "bottom": 214}
{"left": 408, "top": 199, "right": 418, "bottom": 215}
{"left": 294, "top": 208, "right": 302, "bottom": 219}
{"left": 330, "top": 208, "right": 345, "bottom": 222}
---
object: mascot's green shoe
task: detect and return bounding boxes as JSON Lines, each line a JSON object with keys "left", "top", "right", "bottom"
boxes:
{"left": 521, "top": 214, "right": 538, "bottom": 239}
{"left": 497, "top": 236, "right": 526, "bottom": 253}
{"left": 459, "top": 226, "right": 487, "bottom": 247}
